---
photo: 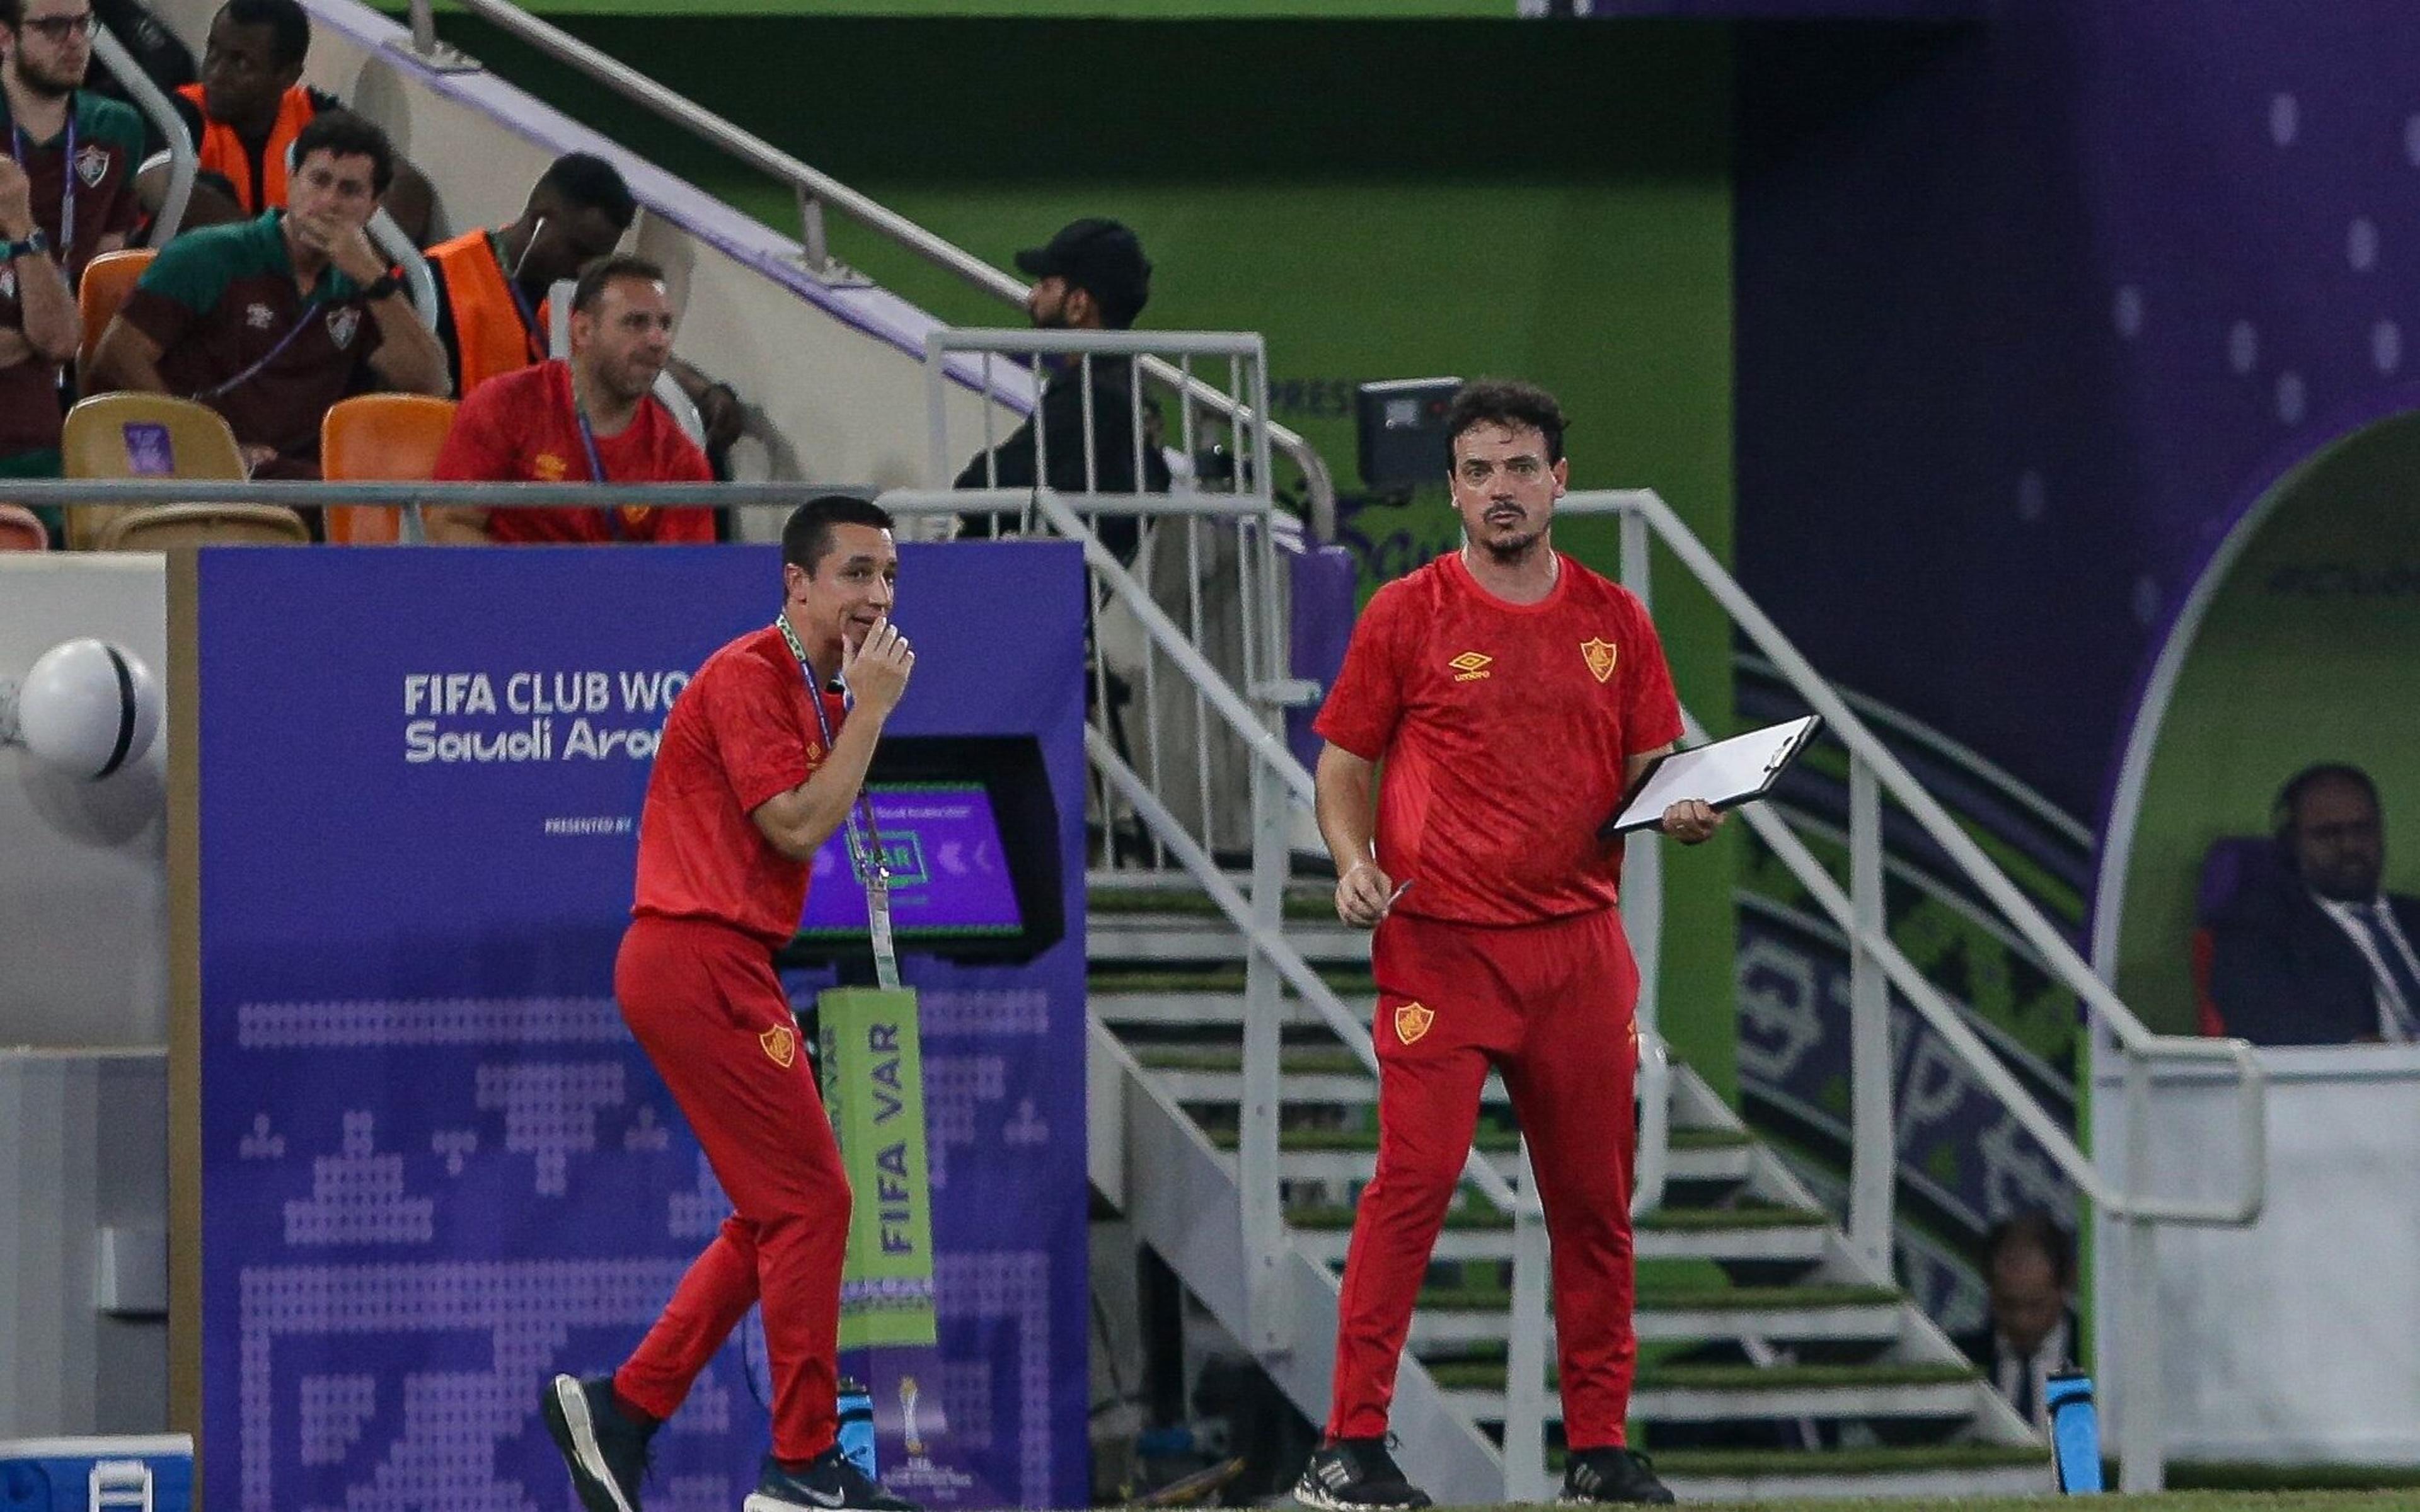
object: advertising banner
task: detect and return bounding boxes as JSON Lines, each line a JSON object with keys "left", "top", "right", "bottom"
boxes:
{"left": 192, "top": 542, "right": 1089, "bottom": 1511}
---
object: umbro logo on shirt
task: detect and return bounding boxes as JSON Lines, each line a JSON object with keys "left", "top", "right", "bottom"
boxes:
{"left": 245, "top": 302, "right": 275, "bottom": 329}
{"left": 1448, "top": 651, "right": 1492, "bottom": 682}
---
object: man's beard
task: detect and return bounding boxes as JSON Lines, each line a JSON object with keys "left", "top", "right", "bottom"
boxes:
{"left": 1477, "top": 524, "right": 1545, "bottom": 563}
{"left": 13, "top": 55, "right": 86, "bottom": 98}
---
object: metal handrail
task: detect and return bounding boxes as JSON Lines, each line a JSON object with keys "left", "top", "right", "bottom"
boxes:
{"left": 401, "top": 0, "right": 1338, "bottom": 537}
{"left": 1564, "top": 489, "right": 2266, "bottom": 1225}
{"left": 92, "top": 23, "right": 195, "bottom": 245}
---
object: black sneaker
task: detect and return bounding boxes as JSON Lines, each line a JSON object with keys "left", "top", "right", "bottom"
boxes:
{"left": 542, "top": 1374, "right": 656, "bottom": 1512}
{"left": 1559, "top": 1446, "right": 1675, "bottom": 1505}
{"left": 1293, "top": 1438, "right": 1432, "bottom": 1511}
{"left": 745, "top": 1448, "right": 922, "bottom": 1512}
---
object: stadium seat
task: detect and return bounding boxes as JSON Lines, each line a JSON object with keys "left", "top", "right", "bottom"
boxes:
{"left": 321, "top": 394, "right": 459, "bottom": 545}
{"left": 61, "top": 392, "right": 248, "bottom": 551}
{"left": 0, "top": 503, "right": 48, "bottom": 551}
{"left": 76, "top": 248, "right": 154, "bottom": 387}
{"left": 94, "top": 504, "right": 310, "bottom": 550}
{"left": 2192, "top": 835, "right": 2288, "bottom": 1036}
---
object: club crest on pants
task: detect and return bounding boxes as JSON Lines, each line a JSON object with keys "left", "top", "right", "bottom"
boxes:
{"left": 1393, "top": 1001, "right": 1434, "bottom": 1045}
{"left": 759, "top": 1022, "right": 798, "bottom": 1068}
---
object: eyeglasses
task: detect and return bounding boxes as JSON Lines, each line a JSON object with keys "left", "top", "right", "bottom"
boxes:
{"left": 21, "top": 13, "right": 96, "bottom": 41}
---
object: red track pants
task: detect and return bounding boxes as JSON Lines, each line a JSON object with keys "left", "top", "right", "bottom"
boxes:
{"left": 610, "top": 915, "right": 851, "bottom": 1462}
{"left": 1327, "top": 905, "right": 1642, "bottom": 1450}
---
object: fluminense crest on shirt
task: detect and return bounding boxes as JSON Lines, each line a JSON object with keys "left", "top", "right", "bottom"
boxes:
{"left": 1581, "top": 638, "right": 1618, "bottom": 683}
{"left": 759, "top": 1022, "right": 798, "bottom": 1069}
{"left": 1448, "top": 651, "right": 1492, "bottom": 682}
{"left": 74, "top": 142, "right": 109, "bottom": 188}
{"left": 1393, "top": 1001, "right": 1434, "bottom": 1045}
{"left": 326, "top": 306, "right": 362, "bottom": 350}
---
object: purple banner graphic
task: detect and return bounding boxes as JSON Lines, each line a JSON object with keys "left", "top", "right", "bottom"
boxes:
{"left": 195, "top": 542, "right": 1090, "bottom": 1511}
{"left": 804, "top": 785, "right": 1022, "bottom": 938}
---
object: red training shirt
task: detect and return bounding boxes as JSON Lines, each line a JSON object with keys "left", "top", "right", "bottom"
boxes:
{"left": 1313, "top": 550, "right": 1684, "bottom": 926}
{"left": 633, "top": 623, "right": 849, "bottom": 948}
{"left": 432, "top": 358, "right": 715, "bottom": 544}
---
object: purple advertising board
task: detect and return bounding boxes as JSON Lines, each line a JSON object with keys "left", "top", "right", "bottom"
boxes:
{"left": 190, "top": 542, "right": 1090, "bottom": 1511}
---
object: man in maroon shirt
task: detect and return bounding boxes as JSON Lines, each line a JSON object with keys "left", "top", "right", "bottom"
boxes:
{"left": 1294, "top": 381, "right": 1719, "bottom": 1510}
{"left": 543, "top": 495, "right": 919, "bottom": 1512}
{"left": 427, "top": 253, "right": 715, "bottom": 546}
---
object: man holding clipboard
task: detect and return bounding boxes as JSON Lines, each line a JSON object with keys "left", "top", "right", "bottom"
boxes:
{"left": 1293, "top": 382, "right": 1717, "bottom": 1511}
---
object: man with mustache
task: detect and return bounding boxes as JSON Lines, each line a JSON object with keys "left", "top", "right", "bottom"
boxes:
{"left": 426, "top": 253, "right": 715, "bottom": 545}
{"left": 1295, "top": 380, "right": 1717, "bottom": 1509}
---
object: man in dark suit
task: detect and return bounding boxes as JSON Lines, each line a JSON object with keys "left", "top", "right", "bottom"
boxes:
{"left": 2206, "top": 764, "right": 2420, "bottom": 1045}
{"left": 1952, "top": 1211, "right": 2080, "bottom": 1432}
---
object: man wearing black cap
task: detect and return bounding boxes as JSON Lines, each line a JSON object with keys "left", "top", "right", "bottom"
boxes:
{"left": 954, "top": 215, "right": 1170, "bottom": 560}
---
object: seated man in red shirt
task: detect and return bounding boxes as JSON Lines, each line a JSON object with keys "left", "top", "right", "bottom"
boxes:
{"left": 426, "top": 253, "right": 716, "bottom": 544}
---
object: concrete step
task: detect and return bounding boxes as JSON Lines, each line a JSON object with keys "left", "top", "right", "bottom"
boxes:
{"left": 1088, "top": 914, "right": 1371, "bottom": 965}
{"left": 1286, "top": 1203, "right": 1831, "bottom": 1266}
{"left": 1203, "top": 1125, "right": 1755, "bottom": 1187}
{"left": 1635, "top": 1445, "right": 2051, "bottom": 1502}
{"left": 1408, "top": 1283, "right": 1905, "bottom": 1348}
{"left": 1432, "top": 1361, "right": 1988, "bottom": 1425}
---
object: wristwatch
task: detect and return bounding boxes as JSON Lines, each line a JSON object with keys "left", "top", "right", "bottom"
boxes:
{"left": 361, "top": 270, "right": 405, "bottom": 301}
{"left": 2, "top": 228, "right": 51, "bottom": 261}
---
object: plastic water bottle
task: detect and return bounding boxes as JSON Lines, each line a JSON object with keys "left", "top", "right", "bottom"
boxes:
{"left": 2044, "top": 1371, "right": 2103, "bottom": 1494}
{"left": 836, "top": 1377, "right": 878, "bottom": 1481}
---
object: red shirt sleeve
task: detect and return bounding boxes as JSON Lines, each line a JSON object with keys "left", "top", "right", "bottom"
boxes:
{"left": 712, "top": 650, "right": 822, "bottom": 815}
{"left": 432, "top": 379, "right": 517, "bottom": 481}
{"left": 1618, "top": 591, "right": 1685, "bottom": 756}
{"left": 1312, "top": 578, "right": 1415, "bottom": 761}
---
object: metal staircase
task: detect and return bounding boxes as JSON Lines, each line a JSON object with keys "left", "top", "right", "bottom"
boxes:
{"left": 1085, "top": 884, "right": 2051, "bottom": 1503}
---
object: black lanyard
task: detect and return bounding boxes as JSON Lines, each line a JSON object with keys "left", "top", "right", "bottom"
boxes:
{"left": 488, "top": 230, "right": 548, "bottom": 364}
{"left": 773, "top": 612, "right": 898, "bottom": 988}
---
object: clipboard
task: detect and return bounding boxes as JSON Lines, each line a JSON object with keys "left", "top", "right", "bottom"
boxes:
{"left": 1598, "top": 714, "right": 1823, "bottom": 839}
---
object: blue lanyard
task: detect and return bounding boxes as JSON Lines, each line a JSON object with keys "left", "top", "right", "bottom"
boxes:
{"left": 570, "top": 392, "right": 628, "bottom": 541}
{"left": 9, "top": 115, "right": 75, "bottom": 277}
{"left": 773, "top": 612, "right": 898, "bottom": 988}
{"left": 193, "top": 297, "right": 323, "bottom": 403}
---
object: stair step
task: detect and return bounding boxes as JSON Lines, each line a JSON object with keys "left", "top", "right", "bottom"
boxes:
{"left": 1636, "top": 1445, "right": 2052, "bottom": 1501}
{"left": 1288, "top": 1204, "right": 1832, "bottom": 1265}
{"left": 1436, "top": 1361, "right": 1987, "bottom": 1424}
{"left": 1409, "top": 1285, "right": 1904, "bottom": 1347}
{"left": 1088, "top": 884, "right": 1337, "bottom": 920}
{"left": 1202, "top": 1126, "right": 1754, "bottom": 1186}
{"left": 1091, "top": 917, "right": 1372, "bottom": 964}
{"left": 1091, "top": 967, "right": 1377, "bottom": 997}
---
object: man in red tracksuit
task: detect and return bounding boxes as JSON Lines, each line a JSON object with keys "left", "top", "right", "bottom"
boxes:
{"left": 1293, "top": 381, "right": 1721, "bottom": 1510}
{"left": 543, "top": 494, "right": 920, "bottom": 1512}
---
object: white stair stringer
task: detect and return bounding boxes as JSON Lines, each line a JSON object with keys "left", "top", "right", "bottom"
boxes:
{"left": 1085, "top": 1017, "right": 1507, "bottom": 1505}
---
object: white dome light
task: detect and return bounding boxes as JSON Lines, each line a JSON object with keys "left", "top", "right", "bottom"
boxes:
{"left": 1, "top": 639, "right": 164, "bottom": 780}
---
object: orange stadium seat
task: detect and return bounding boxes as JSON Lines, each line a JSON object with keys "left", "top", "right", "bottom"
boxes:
{"left": 321, "top": 394, "right": 459, "bottom": 545}
{"left": 76, "top": 248, "right": 154, "bottom": 387}
{"left": 0, "top": 503, "right": 49, "bottom": 550}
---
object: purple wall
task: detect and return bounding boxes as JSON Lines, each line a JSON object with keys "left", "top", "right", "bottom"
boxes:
{"left": 1736, "top": 3, "right": 2420, "bottom": 820}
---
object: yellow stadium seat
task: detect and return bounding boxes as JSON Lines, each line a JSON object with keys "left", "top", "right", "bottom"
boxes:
{"left": 94, "top": 504, "right": 310, "bottom": 550}
{"left": 61, "top": 392, "right": 248, "bottom": 549}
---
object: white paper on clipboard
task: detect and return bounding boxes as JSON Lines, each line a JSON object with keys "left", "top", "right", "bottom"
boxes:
{"left": 1601, "top": 715, "right": 1823, "bottom": 837}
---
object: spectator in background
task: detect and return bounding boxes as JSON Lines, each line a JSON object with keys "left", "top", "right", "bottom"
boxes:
{"left": 425, "top": 253, "right": 713, "bottom": 545}
{"left": 427, "top": 152, "right": 746, "bottom": 466}
{"left": 2207, "top": 764, "right": 2420, "bottom": 1045}
{"left": 88, "top": 110, "right": 449, "bottom": 478}
{"left": 135, "top": 0, "right": 431, "bottom": 242}
{"left": 3, "top": 0, "right": 147, "bottom": 279}
{"left": 954, "top": 215, "right": 1168, "bottom": 561}
{"left": 84, "top": 0, "right": 195, "bottom": 159}
{"left": 1, "top": 0, "right": 144, "bottom": 536}
{"left": 0, "top": 154, "right": 79, "bottom": 503}
{"left": 1952, "top": 1211, "right": 2079, "bottom": 1432}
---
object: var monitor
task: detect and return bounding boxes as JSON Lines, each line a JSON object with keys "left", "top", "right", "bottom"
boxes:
{"left": 782, "top": 735, "right": 1066, "bottom": 967}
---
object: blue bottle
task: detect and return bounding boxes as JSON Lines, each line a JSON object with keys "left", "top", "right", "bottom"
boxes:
{"left": 836, "top": 1377, "right": 878, "bottom": 1481}
{"left": 2044, "top": 1371, "right": 2103, "bottom": 1494}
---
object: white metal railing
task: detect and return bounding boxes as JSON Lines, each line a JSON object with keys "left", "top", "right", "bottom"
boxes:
{"left": 92, "top": 23, "right": 195, "bottom": 246}
{"left": 1572, "top": 489, "right": 2267, "bottom": 1493}
{"left": 394, "top": 0, "right": 1338, "bottom": 536}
